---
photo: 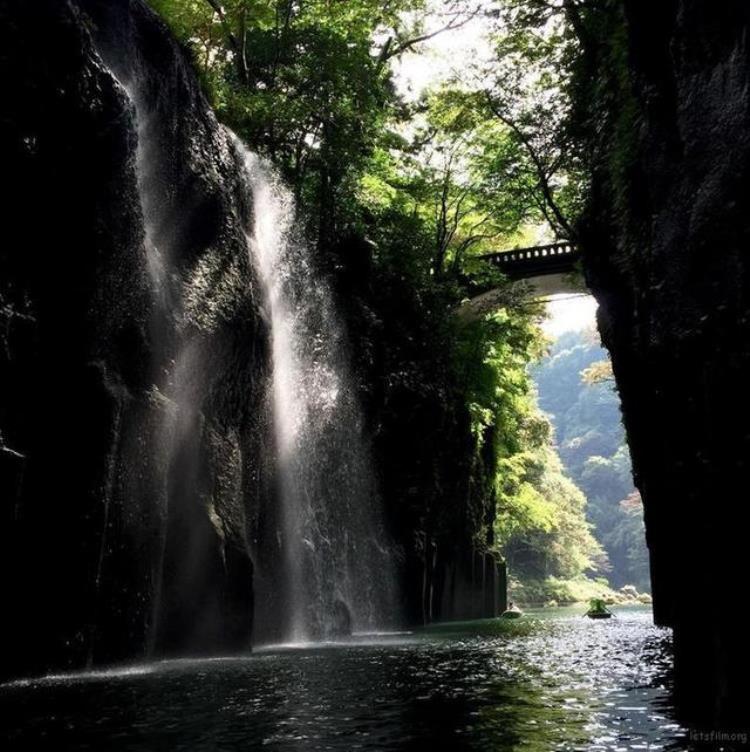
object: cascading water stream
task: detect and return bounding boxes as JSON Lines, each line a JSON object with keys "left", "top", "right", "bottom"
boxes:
{"left": 90, "top": 54, "right": 200, "bottom": 655}
{"left": 116, "top": 78, "right": 182, "bottom": 654}
{"left": 88, "top": 26, "right": 397, "bottom": 648}
{"left": 232, "top": 134, "right": 398, "bottom": 642}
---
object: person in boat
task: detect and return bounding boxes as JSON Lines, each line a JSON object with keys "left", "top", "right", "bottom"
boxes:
{"left": 587, "top": 597, "right": 610, "bottom": 615}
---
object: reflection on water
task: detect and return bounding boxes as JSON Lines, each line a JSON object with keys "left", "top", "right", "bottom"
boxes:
{"left": 1, "top": 606, "right": 685, "bottom": 750}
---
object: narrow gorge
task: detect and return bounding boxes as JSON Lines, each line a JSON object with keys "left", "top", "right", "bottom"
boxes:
{"left": 2, "top": 0, "right": 749, "bottom": 746}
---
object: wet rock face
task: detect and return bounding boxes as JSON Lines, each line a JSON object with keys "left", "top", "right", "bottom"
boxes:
{"left": 581, "top": 0, "right": 750, "bottom": 729}
{"left": 0, "top": 0, "right": 269, "bottom": 676}
{"left": 331, "top": 600, "right": 353, "bottom": 638}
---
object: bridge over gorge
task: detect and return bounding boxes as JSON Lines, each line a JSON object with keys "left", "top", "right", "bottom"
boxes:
{"left": 460, "top": 241, "right": 585, "bottom": 319}
{"left": 479, "top": 241, "right": 581, "bottom": 280}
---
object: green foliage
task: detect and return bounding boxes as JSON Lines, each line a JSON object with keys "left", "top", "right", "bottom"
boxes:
{"left": 461, "top": 0, "right": 588, "bottom": 241}
{"left": 510, "top": 574, "right": 616, "bottom": 608}
{"left": 498, "top": 445, "right": 606, "bottom": 581}
{"left": 533, "top": 328, "right": 650, "bottom": 591}
{"left": 150, "top": 0, "right": 423, "bottom": 245}
{"left": 449, "top": 308, "right": 603, "bottom": 581}
{"left": 149, "top": 0, "right": 610, "bottom": 600}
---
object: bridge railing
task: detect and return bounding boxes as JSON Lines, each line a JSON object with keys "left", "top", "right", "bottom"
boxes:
{"left": 478, "top": 241, "right": 578, "bottom": 269}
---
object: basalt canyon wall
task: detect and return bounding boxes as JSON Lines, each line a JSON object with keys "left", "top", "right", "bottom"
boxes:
{"left": 332, "top": 233, "right": 507, "bottom": 627}
{"left": 0, "top": 0, "right": 269, "bottom": 676}
{"left": 578, "top": 0, "right": 750, "bottom": 729}
{"left": 0, "top": 0, "right": 501, "bottom": 680}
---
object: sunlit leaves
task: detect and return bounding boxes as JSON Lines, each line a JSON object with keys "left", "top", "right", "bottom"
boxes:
{"left": 497, "top": 446, "right": 606, "bottom": 579}
{"left": 580, "top": 358, "right": 613, "bottom": 384}
{"left": 148, "top": 0, "right": 602, "bottom": 586}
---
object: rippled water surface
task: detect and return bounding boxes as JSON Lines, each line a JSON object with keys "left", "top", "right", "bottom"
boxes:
{"left": 1, "top": 606, "right": 686, "bottom": 750}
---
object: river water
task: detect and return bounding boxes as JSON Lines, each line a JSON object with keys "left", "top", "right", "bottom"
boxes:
{"left": 1, "top": 606, "right": 686, "bottom": 750}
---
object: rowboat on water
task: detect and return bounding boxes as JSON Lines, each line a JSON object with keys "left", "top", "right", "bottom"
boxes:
{"left": 586, "top": 597, "right": 613, "bottom": 619}
{"left": 501, "top": 602, "right": 523, "bottom": 619}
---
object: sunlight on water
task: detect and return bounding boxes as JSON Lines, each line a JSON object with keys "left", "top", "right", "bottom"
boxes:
{"left": 1, "top": 664, "right": 157, "bottom": 689}
{"left": 1, "top": 607, "right": 686, "bottom": 751}
{"left": 254, "top": 631, "right": 418, "bottom": 653}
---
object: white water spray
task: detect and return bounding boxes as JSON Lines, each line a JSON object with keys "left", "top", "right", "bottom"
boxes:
{"left": 232, "top": 134, "right": 397, "bottom": 642}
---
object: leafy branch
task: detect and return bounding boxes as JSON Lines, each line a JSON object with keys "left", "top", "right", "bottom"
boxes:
{"left": 483, "top": 91, "right": 575, "bottom": 240}
{"left": 378, "top": 2, "right": 483, "bottom": 63}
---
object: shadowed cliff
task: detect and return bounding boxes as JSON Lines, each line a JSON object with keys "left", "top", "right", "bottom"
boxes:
{"left": 0, "top": 0, "right": 269, "bottom": 676}
{"left": 578, "top": 0, "right": 750, "bottom": 730}
{"left": 0, "top": 0, "right": 508, "bottom": 679}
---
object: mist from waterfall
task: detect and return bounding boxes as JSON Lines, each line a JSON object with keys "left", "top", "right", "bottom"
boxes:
{"left": 94, "top": 59, "right": 208, "bottom": 655}
{"left": 232, "top": 134, "right": 398, "bottom": 642}
{"left": 87, "top": 32, "right": 397, "bottom": 649}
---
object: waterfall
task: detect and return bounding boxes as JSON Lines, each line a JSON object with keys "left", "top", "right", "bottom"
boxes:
{"left": 95, "top": 60, "right": 208, "bottom": 654}
{"left": 232, "top": 135, "right": 398, "bottom": 642}
{"left": 125, "top": 82, "right": 171, "bottom": 307}
{"left": 87, "top": 20, "right": 397, "bottom": 649}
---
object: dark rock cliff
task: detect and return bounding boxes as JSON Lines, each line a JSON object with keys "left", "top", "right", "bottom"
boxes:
{"left": 0, "top": 0, "right": 270, "bottom": 677}
{"left": 332, "top": 235, "right": 506, "bottom": 627}
{"left": 0, "top": 0, "right": 503, "bottom": 681}
{"left": 579, "top": 0, "right": 750, "bottom": 729}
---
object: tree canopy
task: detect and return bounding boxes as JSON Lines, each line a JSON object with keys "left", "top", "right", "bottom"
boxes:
{"left": 150, "top": 0, "right": 629, "bottom": 600}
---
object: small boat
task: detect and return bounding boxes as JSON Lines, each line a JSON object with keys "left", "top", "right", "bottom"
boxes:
{"left": 585, "top": 597, "right": 612, "bottom": 619}
{"left": 501, "top": 605, "right": 523, "bottom": 619}
{"left": 586, "top": 610, "right": 612, "bottom": 619}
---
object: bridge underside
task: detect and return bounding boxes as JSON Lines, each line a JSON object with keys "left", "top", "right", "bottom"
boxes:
{"left": 459, "top": 241, "right": 587, "bottom": 319}
{"left": 520, "top": 272, "right": 586, "bottom": 298}
{"left": 459, "top": 271, "right": 587, "bottom": 320}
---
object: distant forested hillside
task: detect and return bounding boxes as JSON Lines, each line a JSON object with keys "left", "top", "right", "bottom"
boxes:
{"left": 532, "top": 329, "right": 650, "bottom": 592}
